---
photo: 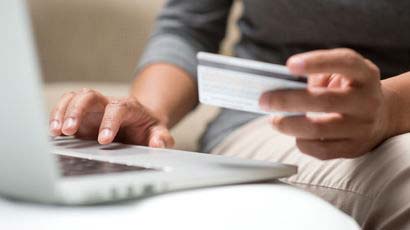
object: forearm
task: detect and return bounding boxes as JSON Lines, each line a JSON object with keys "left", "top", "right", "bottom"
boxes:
{"left": 129, "top": 0, "right": 233, "bottom": 128}
{"left": 131, "top": 63, "right": 198, "bottom": 128}
{"left": 382, "top": 71, "right": 410, "bottom": 136}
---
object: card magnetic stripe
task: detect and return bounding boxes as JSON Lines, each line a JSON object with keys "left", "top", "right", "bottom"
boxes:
{"left": 198, "top": 60, "right": 308, "bottom": 84}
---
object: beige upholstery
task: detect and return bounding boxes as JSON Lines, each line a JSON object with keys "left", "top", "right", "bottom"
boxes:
{"left": 28, "top": 0, "right": 164, "bottom": 82}
{"left": 30, "top": 0, "right": 242, "bottom": 151}
{"left": 28, "top": 0, "right": 241, "bottom": 82}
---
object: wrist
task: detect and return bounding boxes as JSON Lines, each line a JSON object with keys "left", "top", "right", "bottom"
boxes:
{"left": 131, "top": 63, "right": 198, "bottom": 129}
{"left": 380, "top": 80, "right": 401, "bottom": 139}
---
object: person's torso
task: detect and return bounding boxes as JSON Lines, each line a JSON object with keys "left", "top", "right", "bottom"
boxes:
{"left": 236, "top": 0, "right": 410, "bottom": 77}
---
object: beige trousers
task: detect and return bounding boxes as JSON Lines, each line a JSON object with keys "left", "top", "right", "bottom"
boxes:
{"left": 211, "top": 117, "right": 410, "bottom": 230}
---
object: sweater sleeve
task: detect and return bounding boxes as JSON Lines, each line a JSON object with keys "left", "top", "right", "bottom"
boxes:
{"left": 137, "top": 0, "right": 234, "bottom": 79}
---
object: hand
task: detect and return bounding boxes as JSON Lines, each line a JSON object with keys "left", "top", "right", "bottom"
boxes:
{"left": 49, "top": 88, "right": 174, "bottom": 148}
{"left": 259, "top": 48, "right": 395, "bottom": 160}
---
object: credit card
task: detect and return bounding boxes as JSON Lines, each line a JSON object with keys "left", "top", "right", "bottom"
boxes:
{"left": 197, "top": 52, "right": 307, "bottom": 115}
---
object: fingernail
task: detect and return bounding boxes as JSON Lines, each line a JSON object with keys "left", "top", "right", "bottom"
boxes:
{"left": 49, "top": 120, "right": 60, "bottom": 135}
{"left": 63, "top": 118, "right": 76, "bottom": 129}
{"left": 99, "top": 128, "right": 112, "bottom": 140}
{"left": 157, "top": 139, "right": 166, "bottom": 148}
{"left": 268, "top": 115, "right": 283, "bottom": 124}
{"left": 259, "top": 93, "right": 271, "bottom": 111}
{"left": 50, "top": 120, "right": 60, "bottom": 130}
{"left": 288, "top": 57, "right": 305, "bottom": 74}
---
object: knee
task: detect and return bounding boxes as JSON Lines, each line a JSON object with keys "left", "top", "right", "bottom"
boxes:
{"left": 362, "top": 133, "right": 410, "bottom": 229}
{"left": 363, "top": 167, "right": 410, "bottom": 229}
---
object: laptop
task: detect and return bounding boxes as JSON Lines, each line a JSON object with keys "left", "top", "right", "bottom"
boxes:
{"left": 0, "top": 0, "right": 297, "bottom": 205}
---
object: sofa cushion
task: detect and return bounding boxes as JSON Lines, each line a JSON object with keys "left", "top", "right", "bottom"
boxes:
{"left": 28, "top": 0, "right": 242, "bottom": 83}
{"left": 28, "top": 0, "right": 164, "bottom": 82}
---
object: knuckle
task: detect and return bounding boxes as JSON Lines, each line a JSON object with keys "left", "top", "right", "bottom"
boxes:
{"left": 344, "top": 55, "right": 361, "bottom": 67}
{"left": 337, "top": 48, "right": 358, "bottom": 57}
{"left": 364, "top": 59, "right": 381, "bottom": 77}
{"left": 82, "top": 89, "right": 97, "bottom": 97}
{"left": 109, "top": 99, "right": 127, "bottom": 107}
{"left": 127, "top": 97, "right": 142, "bottom": 108}
{"left": 337, "top": 49, "right": 362, "bottom": 66}
{"left": 62, "top": 91, "right": 76, "bottom": 99}
{"left": 126, "top": 96, "right": 139, "bottom": 103}
{"left": 80, "top": 88, "right": 92, "bottom": 94}
{"left": 369, "top": 64, "right": 381, "bottom": 78}
{"left": 67, "top": 107, "right": 82, "bottom": 117}
{"left": 310, "top": 54, "right": 328, "bottom": 69}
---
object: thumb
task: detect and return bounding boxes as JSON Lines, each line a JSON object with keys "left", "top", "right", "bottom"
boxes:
{"left": 148, "top": 125, "right": 175, "bottom": 148}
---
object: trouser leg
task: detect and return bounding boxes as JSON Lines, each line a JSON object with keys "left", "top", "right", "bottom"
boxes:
{"left": 211, "top": 117, "right": 410, "bottom": 229}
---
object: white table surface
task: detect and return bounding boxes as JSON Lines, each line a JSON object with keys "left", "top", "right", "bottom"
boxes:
{"left": 0, "top": 183, "right": 359, "bottom": 230}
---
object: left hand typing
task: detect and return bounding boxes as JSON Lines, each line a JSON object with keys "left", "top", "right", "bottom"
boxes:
{"left": 259, "top": 48, "right": 396, "bottom": 160}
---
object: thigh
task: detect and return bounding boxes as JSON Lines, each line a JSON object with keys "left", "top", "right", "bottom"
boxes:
{"left": 211, "top": 117, "right": 410, "bottom": 230}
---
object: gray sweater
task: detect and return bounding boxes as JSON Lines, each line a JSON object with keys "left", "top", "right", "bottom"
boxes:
{"left": 139, "top": 0, "right": 410, "bottom": 152}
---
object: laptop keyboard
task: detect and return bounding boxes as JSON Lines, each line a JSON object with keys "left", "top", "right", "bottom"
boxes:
{"left": 58, "top": 155, "right": 158, "bottom": 177}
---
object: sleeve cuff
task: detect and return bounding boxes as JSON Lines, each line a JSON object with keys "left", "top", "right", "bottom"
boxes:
{"left": 136, "top": 34, "right": 201, "bottom": 80}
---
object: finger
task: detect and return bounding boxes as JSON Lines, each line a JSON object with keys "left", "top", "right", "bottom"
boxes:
{"left": 98, "top": 100, "right": 128, "bottom": 145}
{"left": 296, "top": 138, "right": 365, "bottom": 160}
{"left": 271, "top": 114, "right": 355, "bottom": 139}
{"left": 259, "top": 87, "right": 358, "bottom": 113}
{"left": 326, "top": 73, "right": 346, "bottom": 88}
{"left": 308, "top": 73, "right": 331, "bottom": 88}
{"left": 287, "top": 48, "right": 371, "bottom": 84}
{"left": 49, "top": 91, "right": 76, "bottom": 136}
{"left": 62, "top": 89, "right": 107, "bottom": 136}
{"left": 148, "top": 125, "right": 175, "bottom": 148}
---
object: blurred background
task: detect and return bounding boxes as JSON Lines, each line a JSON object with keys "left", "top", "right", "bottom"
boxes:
{"left": 27, "top": 0, "right": 242, "bottom": 151}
